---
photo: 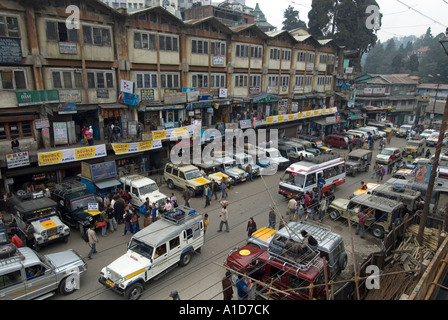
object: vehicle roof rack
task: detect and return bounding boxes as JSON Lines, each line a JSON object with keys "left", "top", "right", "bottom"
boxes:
{"left": 14, "top": 190, "right": 44, "bottom": 201}
{"left": 267, "top": 237, "right": 321, "bottom": 271}
{"left": 0, "top": 247, "right": 25, "bottom": 265}
{"left": 53, "top": 181, "right": 86, "bottom": 196}
{"left": 306, "top": 153, "right": 341, "bottom": 164}
{"left": 161, "top": 207, "right": 199, "bottom": 224}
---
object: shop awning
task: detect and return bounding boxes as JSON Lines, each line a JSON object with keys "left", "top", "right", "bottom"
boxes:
{"left": 94, "top": 178, "right": 122, "bottom": 190}
{"left": 100, "top": 103, "right": 128, "bottom": 109}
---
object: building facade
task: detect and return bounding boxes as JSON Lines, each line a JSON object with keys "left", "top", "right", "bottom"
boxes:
{"left": 0, "top": 0, "right": 343, "bottom": 193}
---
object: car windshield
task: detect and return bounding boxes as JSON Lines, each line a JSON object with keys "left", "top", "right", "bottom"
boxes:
{"left": 185, "top": 169, "right": 202, "bottom": 180}
{"left": 25, "top": 207, "right": 58, "bottom": 222}
{"left": 138, "top": 183, "right": 159, "bottom": 195}
{"left": 281, "top": 171, "right": 305, "bottom": 188}
{"left": 70, "top": 195, "right": 96, "bottom": 211}
{"left": 423, "top": 130, "right": 433, "bottom": 135}
{"left": 380, "top": 149, "right": 393, "bottom": 155}
{"left": 430, "top": 132, "right": 439, "bottom": 138}
{"left": 407, "top": 142, "right": 420, "bottom": 147}
{"left": 129, "top": 239, "right": 154, "bottom": 259}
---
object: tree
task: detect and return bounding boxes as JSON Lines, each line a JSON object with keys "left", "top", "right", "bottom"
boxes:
{"left": 282, "top": 5, "right": 307, "bottom": 31}
{"left": 363, "top": 41, "right": 384, "bottom": 73}
{"left": 391, "top": 53, "right": 404, "bottom": 73}
{"left": 407, "top": 54, "right": 419, "bottom": 73}
{"left": 418, "top": 33, "right": 448, "bottom": 84}
{"left": 307, "top": 0, "right": 335, "bottom": 38}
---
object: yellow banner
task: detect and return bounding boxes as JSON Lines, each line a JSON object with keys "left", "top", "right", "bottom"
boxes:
{"left": 75, "top": 146, "right": 97, "bottom": 160}
{"left": 152, "top": 130, "right": 167, "bottom": 140}
{"left": 38, "top": 151, "right": 63, "bottom": 166}
{"left": 305, "top": 111, "right": 312, "bottom": 117}
{"left": 173, "top": 127, "right": 188, "bottom": 137}
{"left": 288, "top": 114, "right": 295, "bottom": 121}
{"left": 138, "top": 140, "right": 154, "bottom": 151}
{"left": 297, "top": 112, "right": 303, "bottom": 119}
{"left": 277, "top": 115, "right": 285, "bottom": 122}
{"left": 112, "top": 144, "right": 130, "bottom": 154}
{"left": 266, "top": 116, "right": 274, "bottom": 124}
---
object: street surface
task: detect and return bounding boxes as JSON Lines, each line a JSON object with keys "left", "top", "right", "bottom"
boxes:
{"left": 42, "top": 134, "right": 432, "bottom": 300}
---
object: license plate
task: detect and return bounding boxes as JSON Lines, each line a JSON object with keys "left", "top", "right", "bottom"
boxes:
{"left": 241, "top": 178, "right": 246, "bottom": 182}
{"left": 106, "top": 280, "right": 115, "bottom": 287}
{"left": 48, "top": 235, "right": 59, "bottom": 240}
{"left": 287, "top": 194, "right": 291, "bottom": 198}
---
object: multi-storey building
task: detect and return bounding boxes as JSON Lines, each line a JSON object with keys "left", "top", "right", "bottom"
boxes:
{"left": 0, "top": 0, "right": 343, "bottom": 193}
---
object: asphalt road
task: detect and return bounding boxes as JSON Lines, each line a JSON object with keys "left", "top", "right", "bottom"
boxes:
{"left": 44, "top": 134, "right": 432, "bottom": 301}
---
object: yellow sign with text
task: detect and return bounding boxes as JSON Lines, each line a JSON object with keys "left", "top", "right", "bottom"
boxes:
{"left": 38, "top": 151, "right": 63, "bottom": 166}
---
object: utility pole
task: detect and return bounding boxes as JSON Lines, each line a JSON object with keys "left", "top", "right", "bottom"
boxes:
{"left": 417, "top": 96, "right": 448, "bottom": 245}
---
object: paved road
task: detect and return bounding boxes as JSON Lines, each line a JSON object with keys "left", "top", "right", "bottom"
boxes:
{"left": 44, "top": 134, "right": 433, "bottom": 300}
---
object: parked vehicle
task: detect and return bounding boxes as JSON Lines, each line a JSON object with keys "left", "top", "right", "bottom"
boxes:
{"left": 357, "top": 127, "right": 380, "bottom": 140}
{"left": 279, "top": 154, "right": 345, "bottom": 198}
{"left": 278, "top": 141, "right": 314, "bottom": 161}
{"left": 120, "top": 174, "right": 168, "bottom": 209}
{"left": 256, "top": 146, "right": 290, "bottom": 169}
{"left": 421, "top": 129, "right": 436, "bottom": 140}
{"left": 9, "top": 191, "right": 70, "bottom": 251}
{"left": 328, "top": 193, "right": 405, "bottom": 239}
{"left": 346, "top": 130, "right": 368, "bottom": 141}
{"left": 345, "top": 149, "right": 372, "bottom": 177}
{"left": 99, "top": 206, "right": 204, "bottom": 300}
{"left": 233, "top": 152, "right": 261, "bottom": 177}
{"left": 248, "top": 221, "right": 348, "bottom": 278}
{"left": 402, "top": 138, "right": 425, "bottom": 158}
{"left": 324, "top": 134, "right": 350, "bottom": 149}
{"left": 371, "top": 183, "right": 422, "bottom": 212}
{"left": 349, "top": 183, "right": 380, "bottom": 199}
{"left": 213, "top": 155, "right": 248, "bottom": 184}
{"left": 51, "top": 181, "right": 101, "bottom": 236}
{"left": 398, "top": 124, "right": 413, "bottom": 137}
{"left": 426, "top": 132, "right": 440, "bottom": 147}
{"left": 224, "top": 245, "right": 326, "bottom": 300}
{"left": 164, "top": 163, "right": 212, "bottom": 196}
{"left": 297, "top": 134, "right": 333, "bottom": 154}
{"left": 391, "top": 168, "right": 415, "bottom": 180}
{"left": 375, "top": 147, "right": 401, "bottom": 165}
{"left": 195, "top": 161, "right": 234, "bottom": 187}
{"left": 0, "top": 246, "right": 87, "bottom": 300}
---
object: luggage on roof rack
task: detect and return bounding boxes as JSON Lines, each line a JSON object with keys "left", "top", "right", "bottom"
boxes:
{"left": 161, "top": 207, "right": 198, "bottom": 224}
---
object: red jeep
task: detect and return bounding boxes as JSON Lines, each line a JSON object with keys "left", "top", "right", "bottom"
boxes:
{"left": 224, "top": 245, "right": 326, "bottom": 300}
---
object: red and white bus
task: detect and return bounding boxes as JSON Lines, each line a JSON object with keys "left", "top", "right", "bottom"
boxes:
{"left": 279, "top": 154, "right": 345, "bottom": 198}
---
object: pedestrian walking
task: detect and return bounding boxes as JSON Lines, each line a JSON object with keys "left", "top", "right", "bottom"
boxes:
{"left": 151, "top": 202, "right": 158, "bottom": 223}
{"left": 130, "top": 211, "right": 139, "bottom": 234}
{"left": 182, "top": 186, "right": 191, "bottom": 207}
{"left": 372, "top": 162, "right": 379, "bottom": 179}
{"left": 143, "top": 212, "right": 152, "bottom": 227}
{"left": 246, "top": 163, "right": 253, "bottom": 182}
{"left": 113, "top": 195, "right": 125, "bottom": 224}
{"left": 204, "top": 184, "right": 212, "bottom": 207}
{"left": 246, "top": 217, "right": 257, "bottom": 237}
{"left": 87, "top": 224, "right": 99, "bottom": 259}
{"left": 169, "top": 290, "right": 180, "bottom": 300}
{"left": 236, "top": 274, "right": 252, "bottom": 300}
{"left": 356, "top": 210, "right": 366, "bottom": 239}
{"left": 203, "top": 213, "right": 209, "bottom": 234}
{"left": 170, "top": 193, "right": 178, "bottom": 208}
{"left": 100, "top": 208, "right": 108, "bottom": 237}
{"left": 319, "top": 194, "right": 328, "bottom": 222}
{"left": 222, "top": 271, "right": 234, "bottom": 300}
{"left": 24, "top": 222, "right": 35, "bottom": 249}
{"left": 106, "top": 204, "right": 117, "bottom": 232}
{"left": 287, "top": 197, "right": 297, "bottom": 222}
{"left": 268, "top": 206, "right": 276, "bottom": 229}
{"left": 218, "top": 202, "right": 229, "bottom": 232}
{"left": 122, "top": 210, "right": 132, "bottom": 236}
{"left": 296, "top": 201, "right": 305, "bottom": 221}
{"left": 218, "top": 180, "right": 228, "bottom": 201}
{"left": 386, "top": 133, "right": 392, "bottom": 145}
{"left": 425, "top": 149, "right": 431, "bottom": 159}
{"left": 212, "top": 181, "right": 219, "bottom": 200}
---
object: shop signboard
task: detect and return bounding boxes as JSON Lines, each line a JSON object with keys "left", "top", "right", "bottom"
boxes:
{"left": 164, "top": 92, "right": 186, "bottom": 104}
{"left": 53, "top": 122, "right": 68, "bottom": 145}
{"left": 97, "top": 89, "right": 109, "bottom": 98}
{"left": 16, "top": 90, "right": 59, "bottom": 106}
{"left": 57, "top": 103, "right": 77, "bottom": 114}
{"left": 140, "top": 89, "right": 155, "bottom": 101}
{"left": 119, "top": 91, "right": 139, "bottom": 106}
{"left": 58, "top": 42, "right": 78, "bottom": 54}
{"left": 6, "top": 151, "right": 30, "bottom": 169}
{"left": 34, "top": 118, "right": 50, "bottom": 129}
{"left": 82, "top": 161, "right": 117, "bottom": 181}
{"left": 58, "top": 89, "right": 81, "bottom": 103}
{"left": 37, "top": 144, "right": 107, "bottom": 166}
{"left": 111, "top": 140, "right": 162, "bottom": 155}
{"left": 0, "top": 37, "right": 22, "bottom": 63}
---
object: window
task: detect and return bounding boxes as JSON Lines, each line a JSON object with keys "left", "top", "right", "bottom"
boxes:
{"left": 210, "top": 74, "right": 225, "bottom": 88}
{"left": 305, "top": 75, "right": 313, "bottom": 86}
{"left": 134, "top": 32, "right": 156, "bottom": 50}
{"left": 83, "top": 25, "right": 111, "bottom": 46}
{"left": 236, "top": 44, "right": 249, "bottom": 57}
{"left": 211, "top": 41, "right": 226, "bottom": 56}
{"left": 319, "top": 54, "right": 327, "bottom": 64}
{"left": 326, "top": 76, "right": 332, "bottom": 86}
{"left": 86, "top": 71, "right": 114, "bottom": 88}
{"left": 154, "top": 244, "right": 167, "bottom": 258}
{"left": 52, "top": 70, "right": 83, "bottom": 89}
{"left": 295, "top": 75, "right": 304, "bottom": 86}
{"left": 169, "top": 236, "right": 180, "bottom": 250}
{"left": 282, "top": 49, "right": 291, "bottom": 61}
{"left": 251, "top": 46, "right": 262, "bottom": 59}
{"left": 268, "top": 76, "right": 278, "bottom": 87}
{"left": 0, "top": 15, "right": 20, "bottom": 38}
{"left": 0, "top": 69, "right": 27, "bottom": 90}
{"left": 136, "top": 72, "right": 158, "bottom": 89}
{"left": 317, "top": 76, "right": 325, "bottom": 86}
{"left": 307, "top": 52, "right": 315, "bottom": 63}
{"left": 46, "top": 21, "right": 78, "bottom": 42}
{"left": 281, "top": 75, "right": 289, "bottom": 87}
{"left": 234, "top": 75, "right": 247, "bottom": 87}
{"left": 159, "top": 34, "right": 178, "bottom": 52}
{"left": 297, "top": 51, "right": 306, "bottom": 62}
{"left": 192, "top": 73, "right": 208, "bottom": 88}
{"left": 161, "top": 73, "right": 179, "bottom": 89}
{"left": 192, "top": 39, "right": 208, "bottom": 54}
{"left": 270, "top": 48, "right": 280, "bottom": 60}
{"left": 0, "top": 270, "right": 22, "bottom": 289}
{"left": 250, "top": 75, "right": 261, "bottom": 87}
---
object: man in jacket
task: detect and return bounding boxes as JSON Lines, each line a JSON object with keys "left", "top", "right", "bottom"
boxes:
{"left": 182, "top": 186, "right": 191, "bottom": 207}
{"left": 222, "top": 271, "right": 234, "bottom": 300}
{"left": 87, "top": 225, "right": 99, "bottom": 259}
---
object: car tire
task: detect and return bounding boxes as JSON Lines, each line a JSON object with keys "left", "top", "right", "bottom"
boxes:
{"left": 0, "top": 244, "right": 16, "bottom": 259}
{"left": 167, "top": 180, "right": 174, "bottom": 189}
{"left": 371, "top": 225, "right": 385, "bottom": 239}
{"left": 59, "top": 274, "right": 78, "bottom": 295}
{"left": 188, "top": 187, "right": 196, "bottom": 198}
{"left": 179, "top": 251, "right": 192, "bottom": 267}
{"left": 125, "top": 282, "right": 144, "bottom": 300}
{"left": 329, "top": 209, "right": 340, "bottom": 220}
{"left": 338, "top": 252, "right": 348, "bottom": 271}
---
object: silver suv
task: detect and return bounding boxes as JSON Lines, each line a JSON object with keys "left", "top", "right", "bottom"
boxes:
{"left": 0, "top": 246, "right": 87, "bottom": 300}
